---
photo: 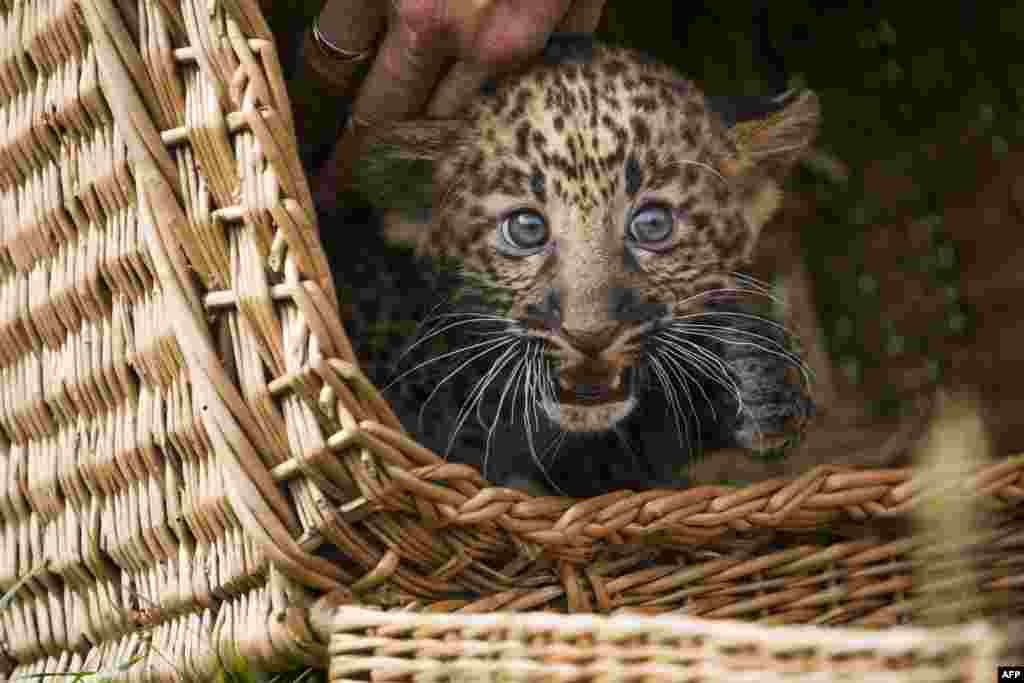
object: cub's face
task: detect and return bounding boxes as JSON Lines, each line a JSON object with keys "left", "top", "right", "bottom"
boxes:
{"left": 357, "top": 41, "right": 818, "bottom": 434}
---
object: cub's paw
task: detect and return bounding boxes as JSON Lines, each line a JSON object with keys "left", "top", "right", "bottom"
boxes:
{"left": 711, "top": 311, "right": 815, "bottom": 459}
{"left": 728, "top": 359, "right": 814, "bottom": 459}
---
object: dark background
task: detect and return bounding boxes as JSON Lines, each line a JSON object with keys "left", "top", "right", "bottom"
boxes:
{"left": 266, "top": 1, "right": 1024, "bottom": 480}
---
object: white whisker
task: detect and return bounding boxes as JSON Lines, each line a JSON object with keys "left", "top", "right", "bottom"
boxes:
{"left": 657, "top": 332, "right": 741, "bottom": 394}
{"left": 657, "top": 349, "right": 707, "bottom": 445}
{"left": 655, "top": 346, "right": 721, "bottom": 424}
{"left": 387, "top": 335, "right": 514, "bottom": 392}
{"left": 524, "top": 342, "right": 565, "bottom": 494}
{"left": 541, "top": 429, "right": 569, "bottom": 466}
{"left": 612, "top": 426, "right": 640, "bottom": 473}
{"left": 483, "top": 355, "right": 528, "bottom": 481}
{"left": 647, "top": 353, "right": 691, "bottom": 452}
{"left": 445, "top": 340, "right": 524, "bottom": 457}
{"left": 415, "top": 337, "right": 517, "bottom": 431}
{"left": 670, "top": 323, "right": 812, "bottom": 384}
{"left": 397, "top": 316, "right": 513, "bottom": 364}
{"left": 671, "top": 158, "right": 727, "bottom": 185}
{"left": 730, "top": 271, "right": 777, "bottom": 296}
{"left": 674, "top": 309, "right": 793, "bottom": 337}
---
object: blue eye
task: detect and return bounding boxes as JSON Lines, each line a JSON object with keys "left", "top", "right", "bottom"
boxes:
{"left": 627, "top": 204, "right": 674, "bottom": 244}
{"left": 499, "top": 209, "right": 549, "bottom": 253}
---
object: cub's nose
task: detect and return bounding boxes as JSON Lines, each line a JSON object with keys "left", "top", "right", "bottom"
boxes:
{"left": 560, "top": 324, "right": 621, "bottom": 355}
{"left": 525, "top": 287, "right": 668, "bottom": 353}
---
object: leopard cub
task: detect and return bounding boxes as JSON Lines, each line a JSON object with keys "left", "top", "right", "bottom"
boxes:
{"left": 350, "top": 36, "right": 818, "bottom": 496}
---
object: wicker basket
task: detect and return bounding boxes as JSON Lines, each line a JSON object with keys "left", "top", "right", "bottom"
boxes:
{"left": 0, "top": 0, "right": 1018, "bottom": 681}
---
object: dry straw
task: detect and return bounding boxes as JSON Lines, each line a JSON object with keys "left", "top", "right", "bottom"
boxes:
{"left": 0, "top": 0, "right": 1017, "bottom": 680}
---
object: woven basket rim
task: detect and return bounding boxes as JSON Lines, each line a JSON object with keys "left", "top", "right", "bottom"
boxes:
{"left": 0, "top": 2, "right": 1018, "bottom": 679}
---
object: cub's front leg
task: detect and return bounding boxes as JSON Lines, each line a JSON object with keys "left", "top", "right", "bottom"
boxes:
{"left": 711, "top": 307, "right": 815, "bottom": 457}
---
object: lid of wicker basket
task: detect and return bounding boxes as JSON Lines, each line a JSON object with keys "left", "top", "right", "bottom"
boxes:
{"left": 0, "top": 0, "right": 1017, "bottom": 681}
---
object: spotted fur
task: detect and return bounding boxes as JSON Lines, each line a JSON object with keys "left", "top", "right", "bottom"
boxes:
{"left": 352, "top": 40, "right": 819, "bottom": 493}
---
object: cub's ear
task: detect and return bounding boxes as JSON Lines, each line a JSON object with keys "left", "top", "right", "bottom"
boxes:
{"left": 706, "top": 89, "right": 820, "bottom": 259}
{"left": 708, "top": 89, "right": 821, "bottom": 178}
{"left": 350, "top": 119, "right": 466, "bottom": 214}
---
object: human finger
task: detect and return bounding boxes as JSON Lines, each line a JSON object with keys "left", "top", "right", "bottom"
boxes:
{"left": 317, "top": 1, "right": 458, "bottom": 204}
{"left": 425, "top": 0, "right": 572, "bottom": 117}
{"left": 470, "top": 0, "right": 573, "bottom": 68}
{"left": 350, "top": 0, "right": 456, "bottom": 125}
{"left": 424, "top": 60, "right": 491, "bottom": 118}
{"left": 304, "top": 0, "right": 386, "bottom": 95}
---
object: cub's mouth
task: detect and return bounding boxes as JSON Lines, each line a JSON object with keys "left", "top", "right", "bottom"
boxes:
{"left": 556, "top": 370, "right": 630, "bottom": 405}
{"left": 544, "top": 366, "right": 638, "bottom": 433}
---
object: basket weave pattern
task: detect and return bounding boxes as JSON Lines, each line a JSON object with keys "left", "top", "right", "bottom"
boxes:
{"left": 326, "top": 608, "right": 1002, "bottom": 682}
{"left": 0, "top": 0, "right": 1018, "bottom": 680}
{"left": 0, "top": 0, "right": 348, "bottom": 676}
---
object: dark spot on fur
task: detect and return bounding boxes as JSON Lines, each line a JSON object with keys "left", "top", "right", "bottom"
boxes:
{"left": 506, "top": 88, "right": 531, "bottom": 123}
{"left": 554, "top": 115, "right": 565, "bottom": 132}
{"left": 588, "top": 86, "right": 600, "bottom": 129}
{"left": 625, "top": 155, "right": 643, "bottom": 197}
{"left": 691, "top": 211, "right": 711, "bottom": 231}
{"left": 601, "top": 115, "right": 627, "bottom": 143}
{"left": 480, "top": 79, "right": 498, "bottom": 96}
{"left": 531, "top": 130, "right": 548, "bottom": 153}
{"left": 515, "top": 121, "right": 532, "bottom": 157}
{"left": 629, "top": 116, "right": 650, "bottom": 146}
{"left": 469, "top": 175, "right": 485, "bottom": 197}
{"left": 648, "top": 160, "right": 680, "bottom": 189}
{"left": 656, "top": 84, "right": 675, "bottom": 109}
{"left": 468, "top": 153, "right": 484, "bottom": 175}
{"left": 564, "top": 88, "right": 578, "bottom": 110}
{"left": 583, "top": 69, "right": 599, "bottom": 100}
{"left": 683, "top": 165, "right": 700, "bottom": 186}
{"left": 509, "top": 167, "right": 528, "bottom": 194}
{"left": 492, "top": 165, "right": 509, "bottom": 193}
{"left": 566, "top": 136, "right": 579, "bottom": 163}
{"left": 491, "top": 86, "right": 509, "bottom": 114}
{"left": 530, "top": 168, "right": 547, "bottom": 203}
{"left": 622, "top": 246, "right": 642, "bottom": 273}
{"left": 553, "top": 151, "right": 580, "bottom": 182}
{"left": 631, "top": 96, "right": 657, "bottom": 113}
{"left": 602, "top": 59, "right": 628, "bottom": 78}
{"left": 602, "top": 175, "right": 618, "bottom": 196}
{"left": 676, "top": 196, "right": 697, "bottom": 213}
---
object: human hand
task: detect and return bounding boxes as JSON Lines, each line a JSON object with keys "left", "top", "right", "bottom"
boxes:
{"left": 307, "top": 0, "right": 606, "bottom": 206}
